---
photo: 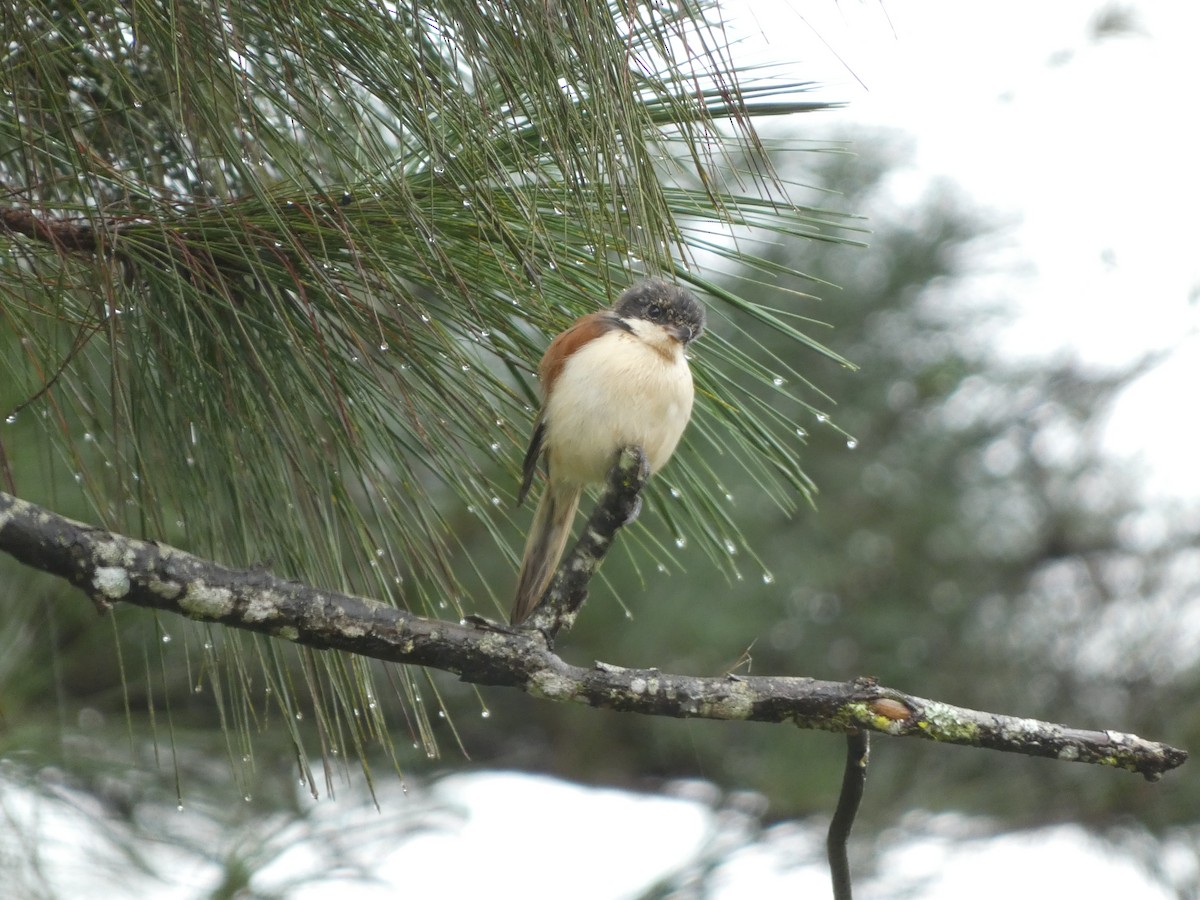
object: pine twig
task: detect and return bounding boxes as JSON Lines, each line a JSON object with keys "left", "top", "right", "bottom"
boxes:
{"left": 1, "top": 206, "right": 101, "bottom": 252}
{"left": 524, "top": 446, "right": 650, "bottom": 637}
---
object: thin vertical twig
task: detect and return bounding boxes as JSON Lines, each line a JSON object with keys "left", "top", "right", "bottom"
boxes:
{"left": 827, "top": 730, "right": 870, "bottom": 900}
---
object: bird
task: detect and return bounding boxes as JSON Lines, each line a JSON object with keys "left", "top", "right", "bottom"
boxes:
{"left": 511, "top": 279, "right": 705, "bottom": 624}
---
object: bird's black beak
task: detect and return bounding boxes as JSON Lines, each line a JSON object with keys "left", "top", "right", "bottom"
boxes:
{"left": 670, "top": 323, "right": 696, "bottom": 344}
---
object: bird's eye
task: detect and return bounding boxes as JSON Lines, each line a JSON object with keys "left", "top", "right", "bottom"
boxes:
{"left": 647, "top": 303, "right": 663, "bottom": 318}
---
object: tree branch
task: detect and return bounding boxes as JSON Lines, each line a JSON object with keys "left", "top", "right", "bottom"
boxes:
{"left": 524, "top": 446, "right": 650, "bottom": 637}
{"left": 0, "top": 488, "right": 1187, "bottom": 781}
{"left": 1, "top": 206, "right": 102, "bottom": 253}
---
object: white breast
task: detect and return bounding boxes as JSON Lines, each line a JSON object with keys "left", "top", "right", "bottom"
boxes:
{"left": 542, "top": 328, "right": 695, "bottom": 485}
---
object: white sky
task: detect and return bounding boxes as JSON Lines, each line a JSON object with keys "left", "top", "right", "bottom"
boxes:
{"left": 730, "top": 0, "right": 1200, "bottom": 498}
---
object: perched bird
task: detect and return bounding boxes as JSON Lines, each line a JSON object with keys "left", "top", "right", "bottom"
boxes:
{"left": 511, "top": 279, "right": 705, "bottom": 624}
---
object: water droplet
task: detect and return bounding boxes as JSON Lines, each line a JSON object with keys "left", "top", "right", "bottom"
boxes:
{"left": 375, "top": 547, "right": 385, "bottom": 557}
{"left": 762, "top": 572, "right": 775, "bottom": 585}
{"left": 203, "top": 641, "right": 213, "bottom": 650}
{"left": 379, "top": 342, "right": 389, "bottom": 351}
{"left": 669, "top": 487, "right": 681, "bottom": 499}
{"left": 674, "top": 535, "right": 687, "bottom": 549}
{"left": 846, "top": 438, "right": 858, "bottom": 449}
{"left": 437, "top": 710, "right": 445, "bottom": 718}
{"left": 795, "top": 427, "right": 807, "bottom": 438}
{"left": 177, "top": 803, "right": 184, "bottom": 812}
{"left": 4, "top": 414, "right": 16, "bottom": 425}
{"left": 83, "top": 432, "right": 94, "bottom": 442}
{"left": 816, "top": 413, "right": 828, "bottom": 423}
{"left": 772, "top": 376, "right": 785, "bottom": 387}
{"left": 295, "top": 711, "right": 303, "bottom": 720}
{"left": 433, "top": 164, "right": 445, "bottom": 175}
{"left": 490, "top": 442, "right": 501, "bottom": 452}
{"left": 243, "top": 794, "right": 251, "bottom": 802}
{"left": 490, "top": 496, "right": 501, "bottom": 506}
{"left": 656, "top": 563, "right": 667, "bottom": 574}
{"left": 161, "top": 634, "right": 172, "bottom": 643}
{"left": 723, "top": 538, "right": 738, "bottom": 555}
{"left": 462, "top": 198, "right": 472, "bottom": 208}
{"left": 481, "top": 709, "right": 491, "bottom": 719}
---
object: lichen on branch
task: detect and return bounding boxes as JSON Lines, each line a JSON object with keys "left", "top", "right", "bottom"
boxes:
{"left": 0, "top": 479, "right": 1186, "bottom": 782}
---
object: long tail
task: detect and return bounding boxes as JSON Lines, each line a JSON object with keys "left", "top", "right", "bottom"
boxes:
{"left": 511, "top": 480, "right": 581, "bottom": 624}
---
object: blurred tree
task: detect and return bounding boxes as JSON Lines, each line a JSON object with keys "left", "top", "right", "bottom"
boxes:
{"left": 454, "top": 131, "right": 1200, "bottom": 851}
